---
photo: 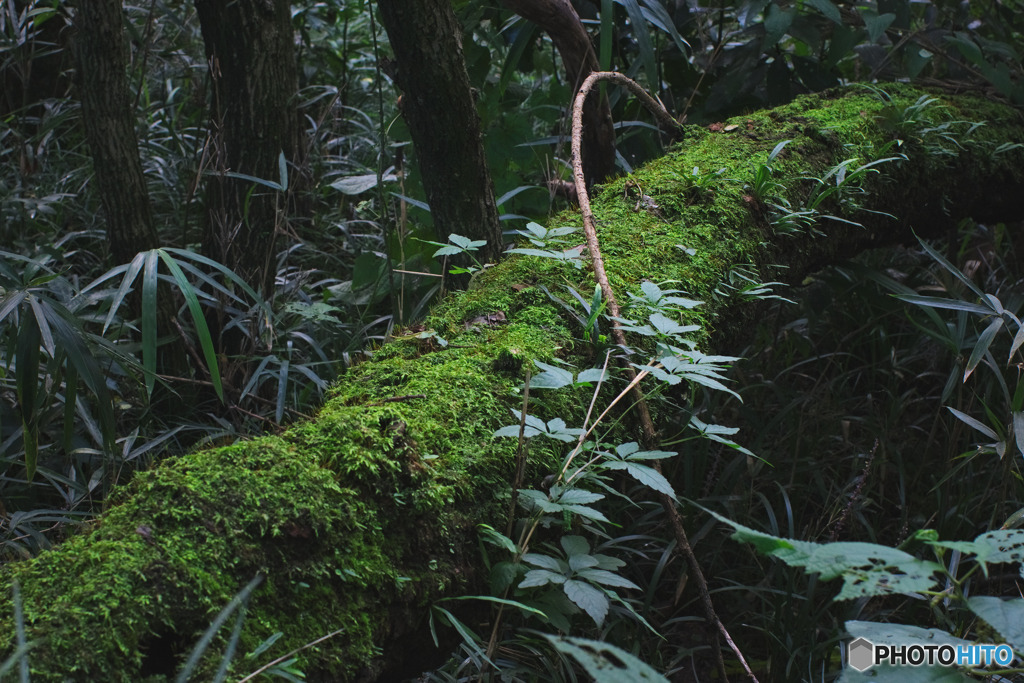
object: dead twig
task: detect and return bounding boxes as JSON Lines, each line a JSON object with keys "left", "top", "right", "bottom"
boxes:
{"left": 571, "top": 71, "right": 759, "bottom": 683}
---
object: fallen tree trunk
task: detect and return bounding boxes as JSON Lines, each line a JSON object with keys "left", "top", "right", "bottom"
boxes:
{"left": 2, "top": 84, "right": 1023, "bottom": 681}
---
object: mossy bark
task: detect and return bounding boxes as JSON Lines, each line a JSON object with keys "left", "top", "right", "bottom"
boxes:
{"left": 2, "top": 85, "right": 1023, "bottom": 681}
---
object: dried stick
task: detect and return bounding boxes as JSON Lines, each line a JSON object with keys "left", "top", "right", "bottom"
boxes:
{"left": 571, "top": 71, "right": 759, "bottom": 683}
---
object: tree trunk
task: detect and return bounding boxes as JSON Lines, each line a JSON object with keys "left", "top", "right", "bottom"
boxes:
{"left": 501, "top": 0, "right": 618, "bottom": 186}
{"left": 1, "top": 85, "right": 1022, "bottom": 681}
{"left": 376, "top": 0, "right": 504, "bottom": 262}
{"left": 193, "top": 0, "right": 303, "bottom": 298}
{"left": 69, "top": 0, "right": 159, "bottom": 264}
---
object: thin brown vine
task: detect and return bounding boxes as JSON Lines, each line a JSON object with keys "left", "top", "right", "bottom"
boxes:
{"left": 571, "top": 70, "right": 760, "bottom": 683}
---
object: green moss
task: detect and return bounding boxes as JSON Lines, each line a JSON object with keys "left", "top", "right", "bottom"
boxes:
{"left": 1, "top": 84, "right": 1021, "bottom": 680}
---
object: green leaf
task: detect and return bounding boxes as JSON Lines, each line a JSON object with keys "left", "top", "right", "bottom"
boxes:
{"left": 649, "top": 312, "right": 699, "bottom": 337}
{"left": 545, "top": 636, "right": 669, "bottom": 682}
{"left": 141, "top": 251, "right": 159, "bottom": 398}
{"left": 563, "top": 504, "right": 611, "bottom": 524}
{"left": 329, "top": 172, "right": 398, "bottom": 195}
{"left": 564, "top": 579, "right": 608, "bottom": 626}
{"left": 603, "top": 461, "right": 675, "bottom": 496}
{"left": 947, "top": 407, "right": 998, "bottom": 441}
{"left": 520, "top": 569, "right": 566, "bottom": 588}
{"left": 577, "top": 367, "right": 608, "bottom": 384}
{"left": 614, "top": 0, "right": 657, "bottom": 87}
{"left": 716, "top": 513, "right": 943, "bottom": 599}
{"left": 158, "top": 250, "right": 224, "bottom": 402}
{"left": 555, "top": 489, "right": 605, "bottom": 506}
{"left": 522, "top": 553, "right": 565, "bottom": 572}
{"left": 478, "top": 524, "right": 517, "bottom": 554}
{"left": 529, "top": 360, "right": 575, "bottom": 389}
{"left": 964, "top": 317, "right": 1003, "bottom": 382}
{"left": 806, "top": 0, "right": 841, "bottom": 24}
{"left": 577, "top": 568, "right": 640, "bottom": 590}
{"left": 893, "top": 294, "right": 992, "bottom": 316}
{"left": 959, "top": 529, "right": 1024, "bottom": 568}
{"left": 443, "top": 594, "right": 548, "bottom": 619}
{"left": 839, "top": 622, "right": 974, "bottom": 683}
{"left": 517, "top": 488, "right": 564, "bottom": 514}
{"left": 561, "top": 535, "right": 590, "bottom": 557}
{"left": 568, "top": 554, "right": 600, "bottom": 572}
{"left": 862, "top": 11, "right": 896, "bottom": 43}
{"left": 276, "top": 150, "right": 288, "bottom": 191}
{"left": 916, "top": 236, "right": 988, "bottom": 300}
{"left": 966, "top": 596, "right": 1024, "bottom": 650}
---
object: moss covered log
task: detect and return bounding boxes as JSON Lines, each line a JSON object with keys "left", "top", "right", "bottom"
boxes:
{"left": 2, "top": 85, "right": 1023, "bottom": 681}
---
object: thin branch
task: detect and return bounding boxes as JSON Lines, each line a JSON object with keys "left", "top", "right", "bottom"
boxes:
{"left": 571, "top": 71, "right": 759, "bottom": 683}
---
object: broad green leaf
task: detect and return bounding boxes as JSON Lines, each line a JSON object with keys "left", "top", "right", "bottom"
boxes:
{"left": 517, "top": 489, "right": 564, "bottom": 514}
{"left": 530, "top": 360, "right": 575, "bottom": 389}
{"left": 544, "top": 417, "right": 585, "bottom": 442}
{"left": 519, "top": 569, "right": 566, "bottom": 588}
{"left": 846, "top": 620, "right": 970, "bottom": 648}
{"left": 522, "top": 553, "right": 565, "bottom": 572}
{"left": 576, "top": 367, "right": 608, "bottom": 384}
{"left": 568, "top": 554, "right": 600, "bottom": 572}
{"left": 490, "top": 561, "right": 518, "bottom": 593}
{"left": 806, "top": 0, "right": 841, "bottom": 24}
{"left": 577, "top": 568, "right": 640, "bottom": 590}
{"left": 546, "top": 636, "right": 669, "bottom": 682}
{"left": 555, "top": 489, "right": 605, "bottom": 506}
{"left": 965, "top": 529, "right": 1024, "bottom": 567}
{"left": 966, "top": 596, "right": 1024, "bottom": 650}
{"left": 649, "top": 312, "right": 700, "bottom": 336}
{"left": 616, "top": 442, "right": 640, "bottom": 457}
{"left": 563, "top": 504, "right": 611, "bottom": 524}
{"left": 561, "top": 535, "right": 590, "bottom": 557}
{"left": 717, "top": 513, "right": 943, "bottom": 598}
{"left": 863, "top": 11, "right": 896, "bottom": 43}
{"left": 839, "top": 622, "right": 974, "bottom": 683}
{"left": 603, "top": 461, "right": 675, "bottom": 496}
{"left": 564, "top": 579, "right": 608, "bottom": 626}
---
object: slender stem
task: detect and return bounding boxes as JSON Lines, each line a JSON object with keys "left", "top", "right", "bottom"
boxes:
{"left": 570, "top": 71, "right": 759, "bottom": 682}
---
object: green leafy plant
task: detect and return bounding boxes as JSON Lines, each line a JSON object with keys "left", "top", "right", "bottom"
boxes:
{"left": 717, "top": 511, "right": 1024, "bottom": 681}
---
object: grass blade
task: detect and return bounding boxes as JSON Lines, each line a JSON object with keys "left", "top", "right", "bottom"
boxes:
{"left": 102, "top": 252, "right": 145, "bottom": 334}
{"left": 158, "top": 250, "right": 224, "bottom": 402}
{"left": 964, "top": 317, "right": 1003, "bottom": 382}
{"left": 175, "top": 575, "right": 263, "bottom": 683}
